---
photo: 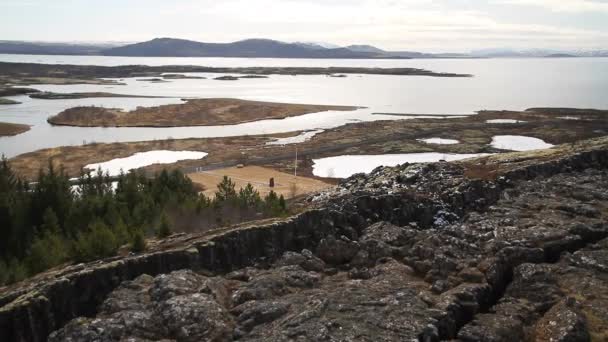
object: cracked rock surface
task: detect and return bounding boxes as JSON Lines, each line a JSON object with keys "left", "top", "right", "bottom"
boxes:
{"left": 49, "top": 156, "right": 608, "bottom": 341}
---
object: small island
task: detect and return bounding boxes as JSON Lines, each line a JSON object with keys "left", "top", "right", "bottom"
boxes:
{"left": 0, "top": 98, "right": 21, "bottom": 105}
{"left": 0, "top": 87, "right": 39, "bottom": 97}
{"left": 47, "top": 98, "right": 359, "bottom": 127}
{"left": 214, "top": 76, "right": 240, "bottom": 81}
{"left": 161, "top": 74, "right": 206, "bottom": 80}
{"left": 0, "top": 122, "right": 30, "bottom": 136}
{"left": 0, "top": 62, "right": 473, "bottom": 83}
{"left": 29, "top": 92, "right": 165, "bottom": 100}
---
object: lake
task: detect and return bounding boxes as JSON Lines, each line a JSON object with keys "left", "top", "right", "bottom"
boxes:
{"left": 1, "top": 55, "right": 607, "bottom": 158}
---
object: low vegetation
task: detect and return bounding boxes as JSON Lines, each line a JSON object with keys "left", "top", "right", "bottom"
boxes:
{"left": 0, "top": 157, "right": 288, "bottom": 286}
{"left": 463, "top": 162, "right": 499, "bottom": 180}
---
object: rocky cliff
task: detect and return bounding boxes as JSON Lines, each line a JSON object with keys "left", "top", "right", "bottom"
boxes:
{"left": 1, "top": 137, "right": 607, "bottom": 341}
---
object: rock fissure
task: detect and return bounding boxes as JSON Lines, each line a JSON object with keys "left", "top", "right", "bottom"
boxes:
{"left": 1, "top": 138, "right": 608, "bottom": 341}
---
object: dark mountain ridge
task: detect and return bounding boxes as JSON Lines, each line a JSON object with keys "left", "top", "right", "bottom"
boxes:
{"left": 1, "top": 38, "right": 605, "bottom": 58}
{"left": 101, "top": 38, "right": 392, "bottom": 58}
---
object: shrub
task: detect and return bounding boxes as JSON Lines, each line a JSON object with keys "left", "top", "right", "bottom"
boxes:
{"left": 25, "top": 230, "right": 68, "bottom": 274}
{"left": 130, "top": 229, "right": 146, "bottom": 253}
{"left": 7, "top": 258, "right": 28, "bottom": 284}
{"left": 157, "top": 214, "right": 172, "bottom": 239}
{"left": 0, "top": 259, "right": 7, "bottom": 285}
{"left": 264, "top": 191, "right": 287, "bottom": 216}
{"left": 73, "top": 221, "right": 118, "bottom": 263}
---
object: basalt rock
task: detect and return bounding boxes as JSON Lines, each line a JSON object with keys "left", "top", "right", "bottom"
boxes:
{"left": 2, "top": 138, "right": 608, "bottom": 341}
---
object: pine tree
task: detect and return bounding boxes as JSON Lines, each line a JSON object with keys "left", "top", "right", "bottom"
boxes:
{"left": 25, "top": 229, "right": 67, "bottom": 274}
{"left": 279, "top": 195, "right": 287, "bottom": 212}
{"left": 157, "top": 214, "right": 172, "bottom": 239}
{"left": 41, "top": 207, "right": 61, "bottom": 234}
{"left": 130, "top": 229, "right": 146, "bottom": 253}
{"left": 73, "top": 221, "right": 118, "bottom": 262}
{"left": 238, "top": 183, "right": 261, "bottom": 208}
{"left": 215, "top": 176, "right": 237, "bottom": 203}
{"left": 0, "top": 259, "right": 8, "bottom": 285}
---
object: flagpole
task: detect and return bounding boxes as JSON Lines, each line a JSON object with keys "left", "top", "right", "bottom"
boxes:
{"left": 294, "top": 147, "right": 298, "bottom": 177}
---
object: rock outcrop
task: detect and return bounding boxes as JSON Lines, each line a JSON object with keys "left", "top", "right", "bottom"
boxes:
{"left": 1, "top": 137, "right": 608, "bottom": 341}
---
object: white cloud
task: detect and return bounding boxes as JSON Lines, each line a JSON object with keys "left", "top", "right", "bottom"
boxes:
{"left": 177, "top": 0, "right": 608, "bottom": 50}
{"left": 494, "top": 0, "right": 608, "bottom": 12}
{"left": 1, "top": 0, "right": 607, "bottom": 51}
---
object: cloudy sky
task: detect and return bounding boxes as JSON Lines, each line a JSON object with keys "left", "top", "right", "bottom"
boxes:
{"left": 1, "top": 0, "right": 607, "bottom": 51}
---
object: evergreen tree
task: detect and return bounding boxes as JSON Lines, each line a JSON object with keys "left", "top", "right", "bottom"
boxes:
{"left": 157, "top": 214, "right": 172, "bottom": 239}
{"left": 25, "top": 229, "right": 67, "bottom": 274}
{"left": 130, "top": 229, "right": 146, "bottom": 253}
{"left": 264, "top": 191, "right": 287, "bottom": 215}
{"left": 279, "top": 195, "right": 287, "bottom": 212}
{"left": 73, "top": 221, "right": 118, "bottom": 262}
{"left": 0, "top": 158, "right": 288, "bottom": 285}
{"left": 215, "top": 176, "right": 237, "bottom": 203}
{"left": 7, "top": 258, "right": 27, "bottom": 284}
{"left": 0, "top": 259, "right": 8, "bottom": 285}
{"left": 41, "top": 207, "right": 61, "bottom": 234}
{"left": 238, "top": 183, "right": 261, "bottom": 208}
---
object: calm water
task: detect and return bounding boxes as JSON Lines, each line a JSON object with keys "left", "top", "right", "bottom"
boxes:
{"left": 1, "top": 55, "right": 607, "bottom": 158}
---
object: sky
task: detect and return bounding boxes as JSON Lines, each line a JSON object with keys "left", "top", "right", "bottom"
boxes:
{"left": 1, "top": 0, "right": 607, "bottom": 52}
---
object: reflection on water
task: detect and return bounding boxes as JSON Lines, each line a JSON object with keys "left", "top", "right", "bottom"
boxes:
{"left": 312, "top": 153, "right": 487, "bottom": 178}
{"left": 490, "top": 135, "right": 554, "bottom": 151}
{"left": 0, "top": 56, "right": 607, "bottom": 158}
{"left": 85, "top": 150, "right": 208, "bottom": 177}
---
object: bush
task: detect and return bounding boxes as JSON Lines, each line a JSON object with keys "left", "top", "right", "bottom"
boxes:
{"left": 0, "top": 259, "right": 7, "bottom": 285}
{"left": 7, "top": 258, "right": 28, "bottom": 284}
{"left": 130, "top": 229, "right": 146, "bottom": 253}
{"left": 73, "top": 221, "right": 118, "bottom": 263}
{"left": 157, "top": 214, "right": 172, "bottom": 239}
{"left": 264, "top": 191, "right": 287, "bottom": 216}
{"left": 25, "top": 230, "right": 68, "bottom": 274}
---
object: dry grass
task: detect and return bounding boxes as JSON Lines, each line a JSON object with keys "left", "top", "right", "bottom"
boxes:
{"left": 48, "top": 98, "right": 358, "bottom": 127}
{"left": 188, "top": 166, "right": 332, "bottom": 199}
{"left": 463, "top": 162, "right": 500, "bottom": 180}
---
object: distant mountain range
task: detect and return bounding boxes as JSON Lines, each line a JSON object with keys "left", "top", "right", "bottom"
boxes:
{"left": 470, "top": 48, "right": 608, "bottom": 58}
{"left": 100, "top": 38, "right": 383, "bottom": 58}
{"left": 0, "top": 40, "right": 124, "bottom": 56}
{"left": 0, "top": 38, "right": 607, "bottom": 59}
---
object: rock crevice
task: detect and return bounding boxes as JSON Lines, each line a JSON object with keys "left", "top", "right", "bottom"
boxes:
{"left": 1, "top": 139, "right": 607, "bottom": 341}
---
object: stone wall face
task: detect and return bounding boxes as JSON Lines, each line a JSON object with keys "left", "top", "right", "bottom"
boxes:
{"left": 1, "top": 145, "right": 607, "bottom": 342}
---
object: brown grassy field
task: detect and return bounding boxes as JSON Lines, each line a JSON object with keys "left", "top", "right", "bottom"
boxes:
{"left": 0, "top": 122, "right": 30, "bottom": 137}
{"left": 188, "top": 166, "right": 332, "bottom": 199}
{"left": 47, "top": 98, "right": 358, "bottom": 127}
